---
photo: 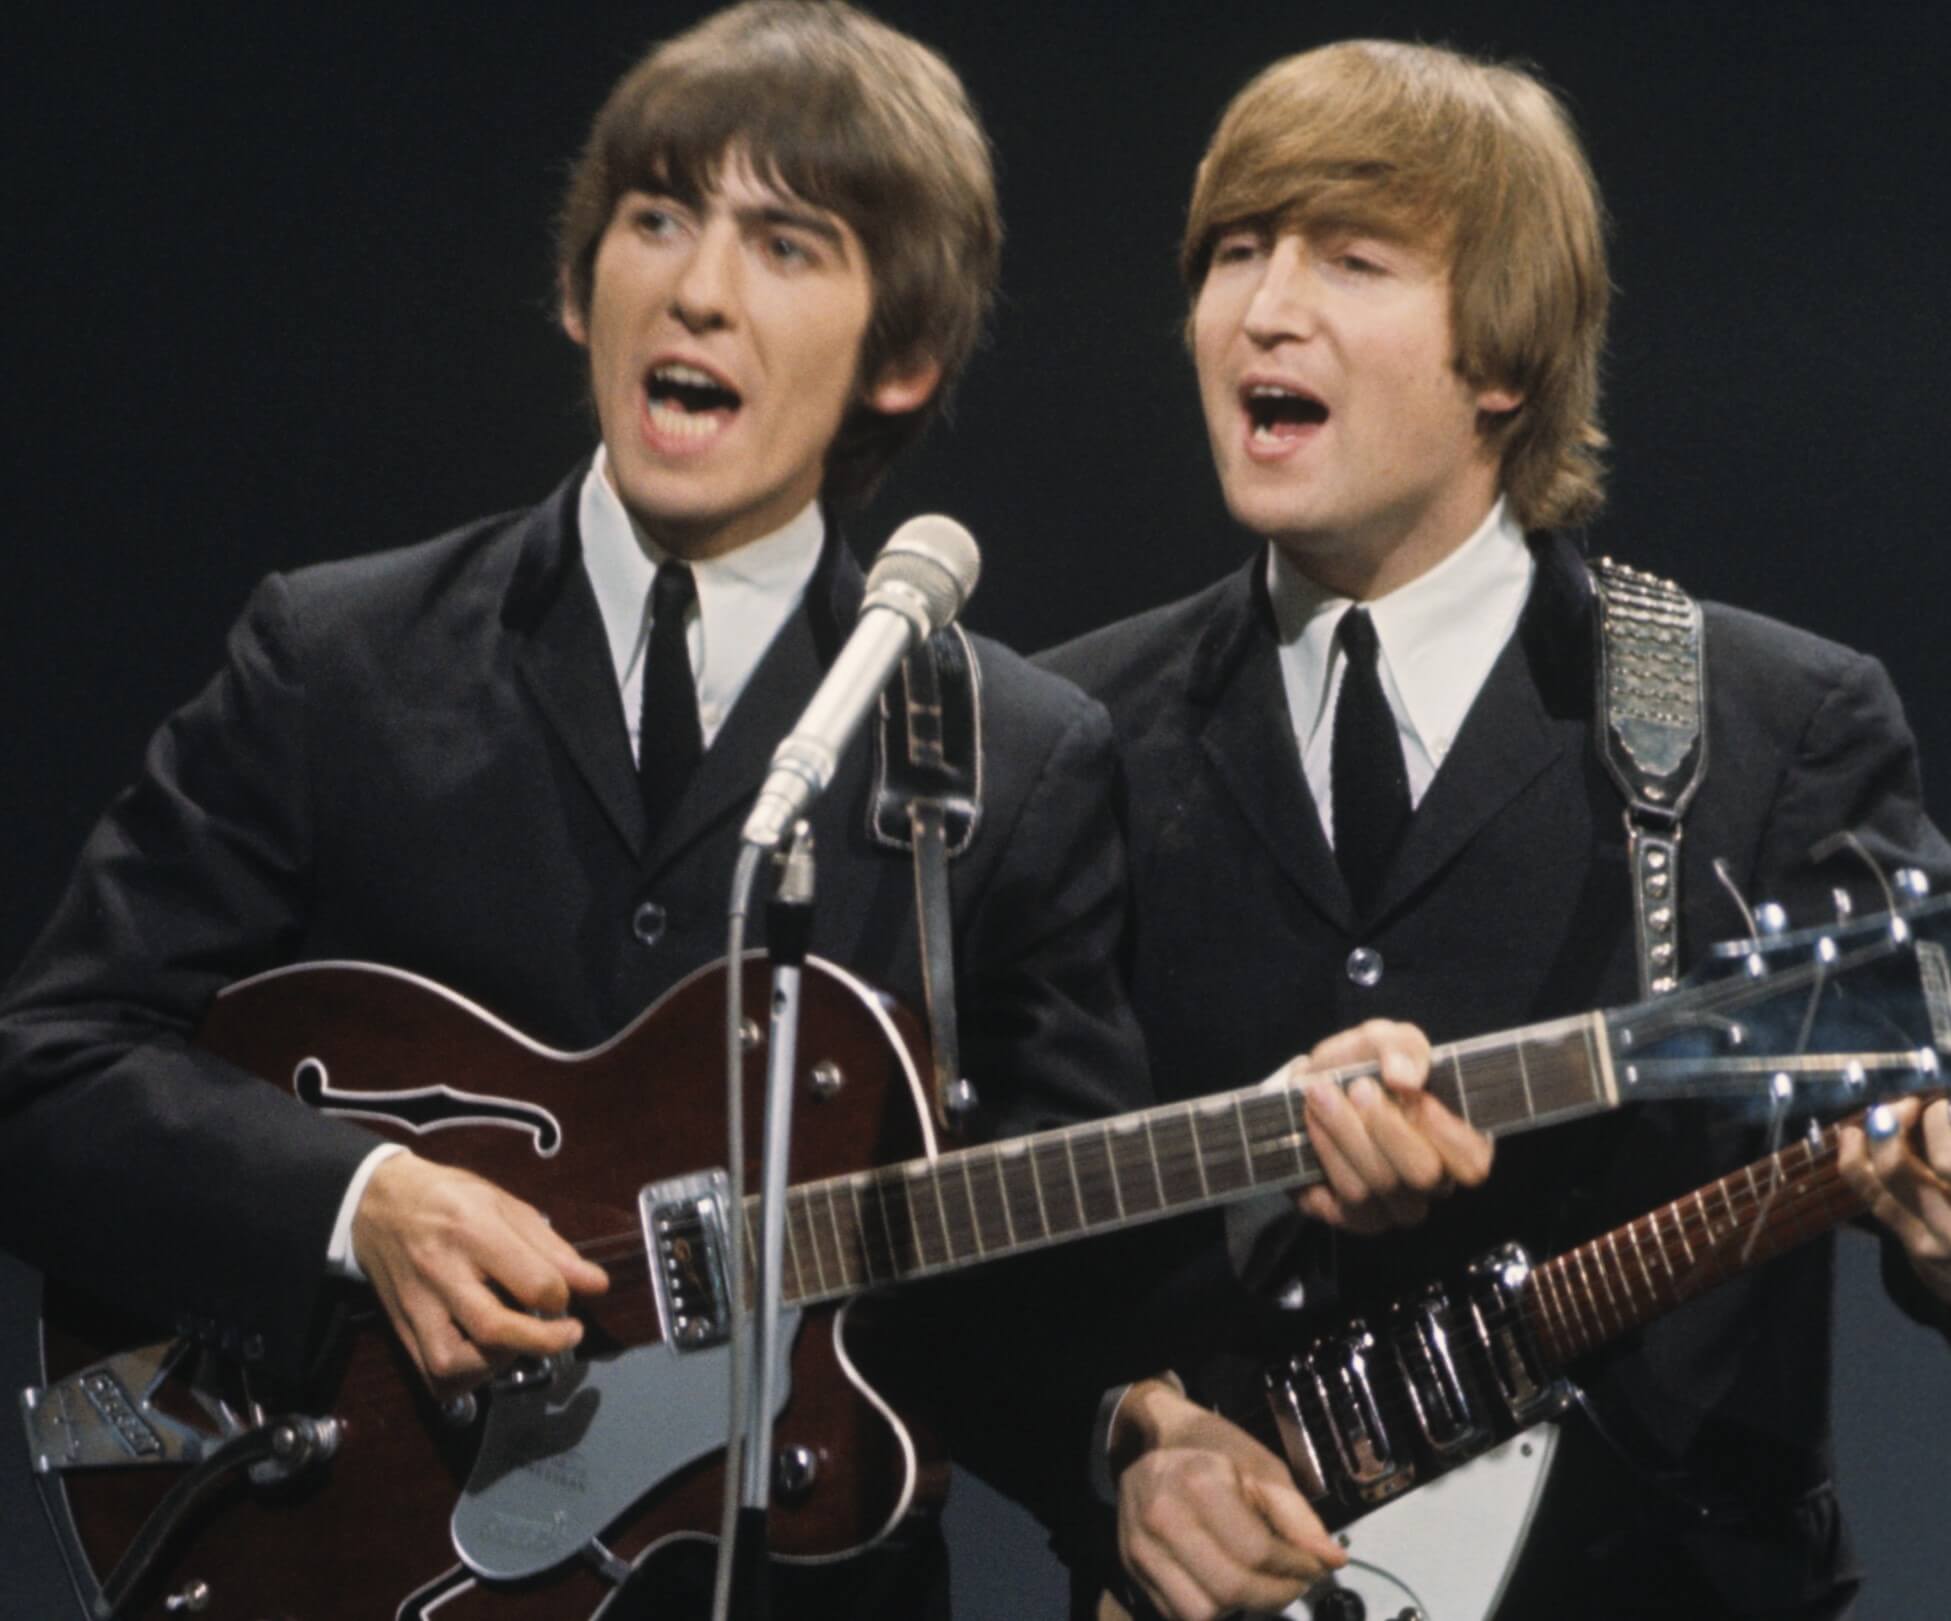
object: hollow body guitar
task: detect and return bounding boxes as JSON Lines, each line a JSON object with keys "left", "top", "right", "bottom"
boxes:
{"left": 27, "top": 894, "right": 1951, "bottom": 1618}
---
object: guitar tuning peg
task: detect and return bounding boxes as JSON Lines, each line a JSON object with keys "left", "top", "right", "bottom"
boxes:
{"left": 1895, "top": 867, "right": 1931, "bottom": 902}
{"left": 1754, "top": 902, "right": 1789, "bottom": 938}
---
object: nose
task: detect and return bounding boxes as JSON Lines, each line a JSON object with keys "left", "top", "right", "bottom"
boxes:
{"left": 670, "top": 220, "right": 737, "bottom": 334}
{"left": 1242, "top": 235, "right": 1317, "bottom": 348}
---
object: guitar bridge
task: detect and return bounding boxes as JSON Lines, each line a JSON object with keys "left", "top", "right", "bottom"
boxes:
{"left": 640, "top": 1171, "right": 736, "bottom": 1351}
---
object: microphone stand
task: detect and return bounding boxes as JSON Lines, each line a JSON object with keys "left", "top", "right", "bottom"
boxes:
{"left": 716, "top": 824, "right": 816, "bottom": 1621}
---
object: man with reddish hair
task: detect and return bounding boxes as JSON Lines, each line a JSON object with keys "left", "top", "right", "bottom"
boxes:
{"left": 1048, "top": 39, "right": 1951, "bottom": 1621}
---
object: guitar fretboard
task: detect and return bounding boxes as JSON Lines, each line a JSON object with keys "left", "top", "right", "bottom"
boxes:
{"left": 744, "top": 1012, "right": 1613, "bottom": 1305}
{"left": 1522, "top": 1124, "right": 1863, "bottom": 1367}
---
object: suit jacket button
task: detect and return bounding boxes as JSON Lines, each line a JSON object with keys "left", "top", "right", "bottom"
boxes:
{"left": 1346, "top": 947, "right": 1383, "bottom": 988}
{"left": 631, "top": 900, "right": 668, "bottom": 946}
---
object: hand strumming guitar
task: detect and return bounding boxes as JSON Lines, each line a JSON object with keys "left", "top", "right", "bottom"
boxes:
{"left": 352, "top": 1152, "right": 610, "bottom": 1399}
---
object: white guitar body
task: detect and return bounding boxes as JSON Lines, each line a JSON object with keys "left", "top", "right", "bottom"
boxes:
{"left": 1283, "top": 1423, "right": 1559, "bottom": 1621}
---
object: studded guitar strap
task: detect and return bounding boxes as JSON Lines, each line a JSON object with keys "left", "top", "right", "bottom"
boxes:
{"left": 1588, "top": 558, "right": 1708, "bottom": 997}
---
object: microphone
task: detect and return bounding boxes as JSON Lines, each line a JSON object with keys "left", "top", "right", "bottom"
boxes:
{"left": 740, "top": 515, "right": 981, "bottom": 849}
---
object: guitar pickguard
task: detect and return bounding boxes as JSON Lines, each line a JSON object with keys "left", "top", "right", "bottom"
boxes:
{"left": 454, "top": 1310, "right": 803, "bottom": 1582}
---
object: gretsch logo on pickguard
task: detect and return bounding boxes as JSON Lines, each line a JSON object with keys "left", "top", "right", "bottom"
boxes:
{"left": 293, "top": 1057, "right": 564, "bottom": 1154}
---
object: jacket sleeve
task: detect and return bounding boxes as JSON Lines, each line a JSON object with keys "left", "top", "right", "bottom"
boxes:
{"left": 0, "top": 575, "right": 381, "bottom": 1378}
{"left": 1751, "top": 645, "right": 1951, "bottom": 1333}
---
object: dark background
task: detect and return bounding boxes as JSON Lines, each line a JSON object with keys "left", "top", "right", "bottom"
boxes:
{"left": 5, "top": 3, "right": 1948, "bottom": 1615}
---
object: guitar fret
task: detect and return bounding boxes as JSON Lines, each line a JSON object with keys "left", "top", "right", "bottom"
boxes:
{"left": 848, "top": 1178, "right": 888, "bottom": 1287}
{"left": 1537, "top": 1259, "right": 1581, "bottom": 1357}
{"left": 957, "top": 1151, "right": 1012, "bottom": 1257}
{"left": 1143, "top": 1114, "right": 1168, "bottom": 1206}
{"left": 1063, "top": 1133, "right": 1091, "bottom": 1229}
{"left": 907, "top": 1163, "right": 947, "bottom": 1269}
{"left": 1605, "top": 1231, "right": 1636, "bottom": 1322}
{"left": 995, "top": 1143, "right": 1047, "bottom": 1243}
{"left": 958, "top": 1158, "right": 986, "bottom": 1257}
{"left": 1188, "top": 1113, "right": 1212, "bottom": 1198}
{"left": 1066, "top": 1126, "right": 1120, "bottom": 1226}
{"left": 1109, "top": 1122, "right": 1163, "bottom": 1219}
{"left": 1103, "top": 1125, "right": 1128, "bottom": 1218}
{"left": 1148, "top": 1112, "right": 1205, "bottom": 1209}
{"left": 1032, "top": 1140, "right": 1082, "bottom": 1237}
{"left": 1281, "top": 1085, "right": 1309, "bottom": 1178}
{"left": 798, "top": 1193, "right": 831, "bottom": 1295}
{"left": 1625, "top": 1218, "right": 1659, "bottom": 1302}
{"left": 1026, "top": 1142, "right": 1054, "bottom": 1236}
{"left": 1193, "top": 1100, "right": 1249, "bottom": 1195}
{"left": 872, "top": 1171, "right": 914, "bottom": 1278}
{"left": 987, "top": 1148, "right": 1020, "bottom": 1248}
{"left": 824, "top": 1182, "right": 857, "bottom": 1288}
{"left": 1570, "top": 1246, "right": 1611, "bottom": 1340}
{"left": 930, "top": 1163, "right": 959, "bottom": 1264}
{"left": 1667, "top": 1198, "right": 1695, "bottom": 1268}
{"left": 1513, "top": 1040, "right": 1535, "bottom": 1119}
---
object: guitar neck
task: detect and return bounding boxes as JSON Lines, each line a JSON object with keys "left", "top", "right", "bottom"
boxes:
{"left": 761, "top": 1010, "right": 1618, "bottom": 1307}
{"left": 1520, "top": 1123, "right": 1865, "bottom": 1368}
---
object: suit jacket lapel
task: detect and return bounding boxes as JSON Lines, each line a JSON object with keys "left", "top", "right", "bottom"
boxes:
{"left": 642, "top": 533, "right": 862, "bottom": 877}
{"left": 507, "top": 469, "right": 648, "bottom": 857}
{"left": 1368, "top": 533, "right": 1590, "bottom": 920}
{"left": 1192, "top": 558, "right": 1354, "bottom": 931}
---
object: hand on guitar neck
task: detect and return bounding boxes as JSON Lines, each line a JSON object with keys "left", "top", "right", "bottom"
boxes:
{"left": 1288, "top": 1018, "right": 1495, "bottom": 1234}
{"left": 351, "top": 1151, "right": 611, "bottom": 1399}
{"left": 1838, "top": 1095, "right": 1951, "bottom": 1303}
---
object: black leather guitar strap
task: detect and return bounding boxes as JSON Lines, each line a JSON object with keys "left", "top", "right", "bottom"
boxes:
{"left": 868, "top": 624, "right": 984, "bottom": 1131}
{"left": 1588, "top": 557, "right": 1708, "bottom": 996}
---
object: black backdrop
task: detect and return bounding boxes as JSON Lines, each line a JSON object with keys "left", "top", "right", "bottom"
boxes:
{"left": 6, "top": 4, "right": 1949, "bottom": 1615}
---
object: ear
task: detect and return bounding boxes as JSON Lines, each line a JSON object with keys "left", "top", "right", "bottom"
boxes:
{"left": 863, "top": 352, "right": 943, "bottom": 416}
{"left": 558, "top": 266, "right": 589, "bottom": 348}
{"left": 1475, "top": 382, "right": 1523, "bottom": 416}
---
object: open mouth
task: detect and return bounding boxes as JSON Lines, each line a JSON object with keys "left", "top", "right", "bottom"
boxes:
{"left": 1244, "top": 383, "right": 1329, "bottom": 443}
{"left": 644, "top": 362, "right": 742, "bottom": 441}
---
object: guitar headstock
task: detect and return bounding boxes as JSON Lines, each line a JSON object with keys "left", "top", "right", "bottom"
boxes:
{"left": 1607, "top": 878, "right": 1951, "bottom": 1114}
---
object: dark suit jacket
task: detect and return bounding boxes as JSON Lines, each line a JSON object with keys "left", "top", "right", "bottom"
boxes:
{"left": 0, "top": 467, "right": 1150, "bottom": 1606}
{"left": 1043, "top": 533, "right": 1951, "bottom": 1617}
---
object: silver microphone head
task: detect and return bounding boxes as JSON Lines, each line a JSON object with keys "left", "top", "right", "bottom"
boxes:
{"left": 863, "top": 514, "right": 981, "bottom": 631}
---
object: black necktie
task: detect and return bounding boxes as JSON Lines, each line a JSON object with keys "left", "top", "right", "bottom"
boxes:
{"left": 638, "top": 562, "right": 703, "bottom": 835}
{"left": 1331, "top": 607, "right": 1411, "bottom": 913}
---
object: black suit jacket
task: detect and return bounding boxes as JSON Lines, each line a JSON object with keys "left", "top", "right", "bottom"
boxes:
{"left": 1044, "top": 533, "right": 1951, "bottom": 1617}
{"left": 0, "top": 467, "right": 1150, "bottom": 1604}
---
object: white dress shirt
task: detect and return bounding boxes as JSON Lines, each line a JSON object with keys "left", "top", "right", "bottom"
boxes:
{"left": 578, "top": 445, "right": 826, "bottom": 758}
{"left": 1268, "top": 498, "right": 1534, "bottom": 848}
{"left": 327, "top": 450, "right": 826, "bottom": 1280}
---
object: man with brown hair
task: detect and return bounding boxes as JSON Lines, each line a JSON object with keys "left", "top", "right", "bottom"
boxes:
{"left": 0, "top": 5, "right": 1148, "bottom": 1613}
{"left": 1046, "top": 39, "right": 1951, "bottom": 1621}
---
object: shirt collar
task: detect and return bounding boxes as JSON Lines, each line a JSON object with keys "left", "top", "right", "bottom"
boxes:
{"left": 1268, "top": 497, "right": 1532, "bottom": 766}
{"left": 578, "top": 445, "right": 825, "bottom": 708}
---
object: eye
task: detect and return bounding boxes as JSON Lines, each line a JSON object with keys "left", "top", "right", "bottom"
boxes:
{"left": 1210, "top": 230, "right": 1267, "bottom": 267}
{"left": 632, "top": 202, "right": 683, "bottom": 239}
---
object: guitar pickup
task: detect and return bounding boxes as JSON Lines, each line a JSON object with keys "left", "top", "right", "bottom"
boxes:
{"left": 640, "top": 1171, "right": 736, "bottom": 1351}
{"left": 1466, "top": 1243, "right": 1563, "bottom": 1424}
{"left": 1391, "top": 1287, "right": 1484, "bottom": 1455}
{"left": 1303, "top": 1322, "right": 1412, "bottom": 1506}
